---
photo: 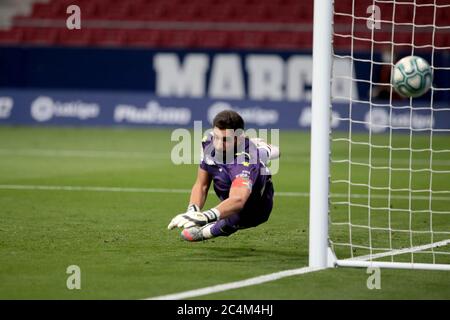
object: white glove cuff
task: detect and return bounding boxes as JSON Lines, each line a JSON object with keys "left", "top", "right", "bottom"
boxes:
{"left": 204, "top": 208, "right": 221, "bottom": 222}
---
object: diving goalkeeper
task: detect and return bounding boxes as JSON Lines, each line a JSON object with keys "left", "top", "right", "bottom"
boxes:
{"left": 168, "top": 110, "right": 279, "bottom": 242}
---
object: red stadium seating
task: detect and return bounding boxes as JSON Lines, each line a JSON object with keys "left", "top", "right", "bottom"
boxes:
{"left": 229, "top": 31, "right": 266, "bottom": 49}
{"left": 266, "top": 32, "right": 312, "bottom": 50}
{"left": 99, "top": 3, "right": 132, "bottom": 20}
{"left": 59, "top": 29, "right": 92, "bottom": 46}
{"left": 92, "top": 29, "right": 127, "bottom": 46}
{"left": 0, "top": 28, "right": 23, "bottom": 44}
{"left": 22, "top": 27, "right": 59, "bottom": 45}
{"left": 159, "top": 30, "right": 197, "bottom": 48}
{"left": 129, "top": 3, "right": 169, "bottom": 21}
{"left": 126, "top": 29, "right": 161, "bottom": 47}
{"left": 0, "top": 0, "right": 447, "bottom": 51}
{"left": 197, "top": 31, "right": 229, "bottom": 49}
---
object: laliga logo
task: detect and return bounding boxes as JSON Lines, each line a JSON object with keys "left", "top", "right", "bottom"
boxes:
{"left": 364, "top": 108, "right": 388, "bottom": 133}
{"left": 31, "top": 96, "right": 100, "bottom": 122}
{"left": 31, "top": 97, "right": 54, "bottom": 122}
{"left": 0, "top": 97, "right": 13, "bottom": 119}
{"left": 365, "top": 108, "right": 434, "bottom": 133}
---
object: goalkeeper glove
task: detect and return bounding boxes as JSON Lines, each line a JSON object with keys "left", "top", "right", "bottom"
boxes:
{"left": 250, "top": 137, "right": 280, "bottom": 161}
{"left": 166, "top": 204, "right": 199, "bottom": 230}
{"left": 167, "top": 208, "right": 221, "bottom": 230}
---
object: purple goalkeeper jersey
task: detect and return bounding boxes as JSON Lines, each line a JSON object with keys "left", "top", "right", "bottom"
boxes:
{"left": 200, "top": 133, "right": 274, "bottom": 219}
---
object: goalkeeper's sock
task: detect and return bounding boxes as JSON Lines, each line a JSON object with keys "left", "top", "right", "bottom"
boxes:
{"left": 209, "top": 217, "right": 239, "bottom": 237}
{"left": 201, "top": 223, "right": 214, "bottom": 239}
{"left": 181, "top": 215, "right": 240, "bottom": 241}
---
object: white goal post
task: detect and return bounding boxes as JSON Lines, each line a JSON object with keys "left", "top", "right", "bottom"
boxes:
{"left": 309, "top": 0, "right": 450, "bottom": 271}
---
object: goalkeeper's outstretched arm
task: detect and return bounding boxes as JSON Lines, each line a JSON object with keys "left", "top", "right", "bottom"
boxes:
{"left": 168, "top": 164, "right": 252, "bottom": 228}
{"left": 188, "top": 167, "right": 212, "bottom": 210}
{"left": 214, "top": 183, "right": 251, "bottom": 219}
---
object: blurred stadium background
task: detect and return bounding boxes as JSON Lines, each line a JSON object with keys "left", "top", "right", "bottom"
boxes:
{"left": 0, "top": 0, "right": 449, "bottom": 299}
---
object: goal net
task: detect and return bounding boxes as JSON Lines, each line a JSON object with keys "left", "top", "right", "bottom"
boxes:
{"left": 328, "top": 0, "right": 450, "bottom": 270}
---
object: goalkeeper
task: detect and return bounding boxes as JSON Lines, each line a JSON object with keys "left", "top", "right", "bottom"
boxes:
{"left": 168, "top": 110, "right": 279, "bottom": 242}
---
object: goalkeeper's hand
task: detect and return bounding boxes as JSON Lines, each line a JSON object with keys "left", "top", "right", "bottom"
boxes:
{"left": 167, "top": 204, "right": 199, "bottom": 230}
{"left": 167, "top": 207, "right": 220, "bottom": 230}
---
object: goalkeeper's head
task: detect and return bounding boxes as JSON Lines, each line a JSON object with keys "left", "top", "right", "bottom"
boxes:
{"left": 212, "top": 110, "right": 245, "bottom": 157}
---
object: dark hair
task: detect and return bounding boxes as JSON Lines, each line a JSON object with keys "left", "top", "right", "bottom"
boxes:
{"left": 213, "top": 110, "right": 245, "bottom": 131}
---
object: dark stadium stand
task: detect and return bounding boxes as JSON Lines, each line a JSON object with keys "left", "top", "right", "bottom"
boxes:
{"left": 0, "top": 0, "right": 448, "bottom": 50}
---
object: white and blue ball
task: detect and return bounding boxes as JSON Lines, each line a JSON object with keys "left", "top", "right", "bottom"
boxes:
{"left": 392, "top": 55, "right": 432, "bottom": 98}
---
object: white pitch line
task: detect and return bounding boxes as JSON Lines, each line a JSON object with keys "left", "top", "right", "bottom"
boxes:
{"left": 0, "top": 148, "right": 166, "bottom": 160}
{"left": 0, "top": 184, "right": 450, "bottom": 201}
{"left": 146, "top": 266, "right": 323, "bottom": 300}
{"left": 1, "top": 148, "right": 450, "bottom": 166}
{"left": 0, "top": 184, "right": 191, "bottom": 194}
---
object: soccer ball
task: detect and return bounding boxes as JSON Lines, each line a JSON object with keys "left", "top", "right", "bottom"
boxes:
{"left": 392, "top": 55, "right": 432, "bottom": 98}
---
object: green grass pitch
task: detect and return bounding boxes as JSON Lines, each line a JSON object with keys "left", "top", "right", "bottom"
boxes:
{"left": 0, "top": 126, "right": 448, "bottom": 299}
